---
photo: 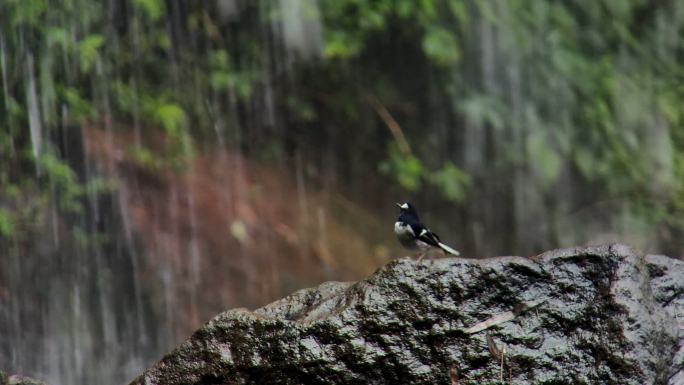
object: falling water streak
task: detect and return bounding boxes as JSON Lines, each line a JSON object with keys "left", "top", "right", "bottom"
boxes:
{"left": 62, "top": 26, "right": 74, "bottom": 87}
{"left": 50, "top": 189, "right": 61, "bottom": 248}
{"left": 316, "top": 207, "right": 332, "bottom": 275}
{"left": 161, "top": 265, "right": 175, "bottom": 345}
{"left": 0, "top": 32, "right": 8, "bottom": 103}
{"left": 205, "top": 51, "right": 226, "bottom": 150}
{"left": 278, "top": 0, "right": 323, "bottom": 62}
{"left": 259, "top": 1, "right": 277, "bottom": 131}
{"left": 130, "top": 5, "right": 143, "bottom": 147}
{"left": 0, "top": 32, "right": 14, "bottom": 153}
{"left": 117, "top": 182, "right": 148, "bottom": 346}
{"left": 463, "top": 22, "right": 488, "bottom": 171}
{"left": 493, "top": 2, "right": 531, "bottom": 250}
{"left": 96, "top": 249, "right": 117, "bottom": 371}
{"left": 83, "top": 149, "right": 119, "bottom": 385}
{"left": 26, "top": 53, "right": 43, "bottom": 163}
{"left": 215, "top": 111, "right": 228, "bottom": 150}
{"left": 39, "top": 45, "right": 55, "bottom": 125}
{"left": 480, "top": 9, "right": 497, "bottom": 208}
{"left": 81, "top": 159, "right": 100, "bottom": 382}
{"left": 166, "top": 0, "right": 181, "bottom": 89}
{"left": 8, "top": 240, "right": 21, "bottom": 370}
{"left": 234, "top": 150, "right": 254, "bottom": 303}
{"left": 42, "top": 302, "right": 58, "bottom": 384}
{"left": 506, "top": 33, "right": 529, "bottom": 250}
{"left": 480, "top": 21, "right": 496, "bottom": 96}
{"left": 99, "top": 56, "right": 114, "bottom": 173}
{"left": 71, "top": 285, "right": 83, "bottom": 381}
{"left": 217, "top": 0, "right": 239, "bottom": 19}
{"left": 267, "top": 0, "right": 287, "bottom": 81}
{"left": 186, "top": 171, "right": 201, "bottom": 325}
{"left": 167, "top": 187, "right": 181, "bottom": 340}
{"left": 295, "top": 151, "right": 309, "bottom": 260}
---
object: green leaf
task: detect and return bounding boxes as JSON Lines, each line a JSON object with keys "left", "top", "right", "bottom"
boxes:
{"left": 422, "top": 27, "right": 461, "bottom": 66}
{"left": 323, "top": 31, "right": 362, "bottom": 59}
{"left": 111, "top": 81, "right": 138, "bottom": 114}
{"left": 380, "top": 143, "right": 424, "bottom": 191}
{"left": 78, "top": 34, "right": 104, "bottom": 72}
{"left": 128, "top": 145, "right": 158, "bottom": 170}
{"left": 10, "top": 0, "right": 47, "bottom": 27}
{"left": 459, "top": 95, "right": 507, "bottom": 130}
{"left": 0, "top": 208, "right": 13, "bottom": 236}
{"left": 448, "top": 0, "right": 469, "bottom": 28}
{"left": 574, "top": 148, "right": 599, "bottom": 179}
{"left": 39, "top": 153, "right": 77, "bottom": 185}
{"left": 396, "top": 0, "right": 415, "bottom": 18}
{"left": 61, "top": 87, "right": 95, "bottom": 119}
{"left": 287, "top": 98, "right": 317, "bottom": 122}
{"left": 210, "top": 72, "right": 231, "bottom": 90}
{"left": 208, "top": 50, "right": 230, "bottom": 69}
{"left": 527, "top": 131, "right": 562, "bottom": 186}
{"left": 418, "top": 0, "right": 437, "bottom": 20}
{"left": 6, "top": 96, "right": 24, "bottom": 121}
{"left": 47, "top": 27, "right": 69, "bottom": 48}
{"left": 428, "top": 162, "right": 471, "bottom": 202}
{"left": 397, "top": 156, "right": 423, "bottom": 191}
{"left": 37, "top": 152, "right": 84, "bottom": 213}
{"left": 133, "top": 0, "right": 164, "bottom": 21}
{"left": 3, "top": 184, "right": 20, "bottom": 198}
{"left": 153, "top": 103, "right": 186, "bottom": 138}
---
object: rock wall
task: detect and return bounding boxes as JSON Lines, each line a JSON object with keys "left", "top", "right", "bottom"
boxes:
{"left": 130, "top": 245, "right": 684, "bottom": 384}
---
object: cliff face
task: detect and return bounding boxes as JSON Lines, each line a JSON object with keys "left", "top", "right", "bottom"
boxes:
{"left": 129, "top": 245, "right": 684, "bottom": 385}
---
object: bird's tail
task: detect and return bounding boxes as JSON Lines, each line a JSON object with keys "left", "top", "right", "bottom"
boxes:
{"left": 438, "top": 242, "right": 460, "bottom": 256}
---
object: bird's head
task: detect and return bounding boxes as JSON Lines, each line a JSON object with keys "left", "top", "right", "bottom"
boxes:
{"left": 396, "top": 202, "right": 419, "bottom": 219}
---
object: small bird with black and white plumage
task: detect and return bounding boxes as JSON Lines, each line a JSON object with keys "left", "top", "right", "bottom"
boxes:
{"left": 394, "top": 202, "right": 460, "bottom": 260}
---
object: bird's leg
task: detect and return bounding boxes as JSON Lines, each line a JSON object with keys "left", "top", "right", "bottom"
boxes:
{"left": 416, "top": 252, "right": 426, "bottom": 262}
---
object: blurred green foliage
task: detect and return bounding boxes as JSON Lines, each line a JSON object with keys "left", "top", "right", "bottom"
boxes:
{"left": 380, "top": 143, "right": 424, "bottom": 191}
{"left": 0, "top": 208, "right": 13, "bottom": 236}
{"left": 1, "top": 0, "right": 683, "bottom": 252}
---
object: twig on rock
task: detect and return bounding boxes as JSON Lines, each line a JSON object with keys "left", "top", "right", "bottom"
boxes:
{"left": 449, "top": 366, "right": 459, "bottom": 385}
{"left": 486, "top": 332, "right": 500, "bottom": 359}
{"left": 463, "top": 299, "right": 544, "bottom": 334}
{"left": 487, "top": 333, "right": 513, "bottom": 384}
{"left": 500, "top": 345, "right": 506, "bottom": 382}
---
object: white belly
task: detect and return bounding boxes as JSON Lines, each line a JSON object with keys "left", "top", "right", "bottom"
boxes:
{"left": 394, "top": 221, "right": 413, "bottom": 237}
{"left": 395, "top": 221, "right": 429, "bottom": 250}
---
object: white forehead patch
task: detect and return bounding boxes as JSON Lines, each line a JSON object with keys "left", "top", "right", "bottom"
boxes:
{"left": 400, "top": 203, "right": 409, "bottom": 209}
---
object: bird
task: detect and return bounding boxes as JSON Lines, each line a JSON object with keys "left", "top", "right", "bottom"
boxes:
{"left": 394, "top": 202, "right": 460, "bottom": 260}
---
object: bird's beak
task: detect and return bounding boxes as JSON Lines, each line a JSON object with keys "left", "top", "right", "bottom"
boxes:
{"left": 395, "top": 203, "right": 402, "bottom": 208}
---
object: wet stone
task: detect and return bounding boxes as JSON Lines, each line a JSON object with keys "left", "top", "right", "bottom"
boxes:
{"left": 129, "top": 244, "right": 684, "bottom": 385}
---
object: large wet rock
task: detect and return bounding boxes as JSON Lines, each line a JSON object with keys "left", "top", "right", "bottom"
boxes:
{"left": 130, "top": 244, "right": 684, "bottom": 384}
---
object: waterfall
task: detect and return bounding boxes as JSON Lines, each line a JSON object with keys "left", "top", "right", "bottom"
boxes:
{"left": 1, "top": 1, "right": 683, "bottom": 384}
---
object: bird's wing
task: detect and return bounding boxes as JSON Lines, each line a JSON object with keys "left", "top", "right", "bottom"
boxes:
{"left": 410, "top": 224, "right": 441, "bottom": 248}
